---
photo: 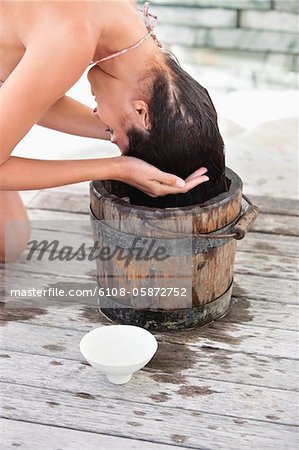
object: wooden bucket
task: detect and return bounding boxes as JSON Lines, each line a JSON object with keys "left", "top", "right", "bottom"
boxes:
{"left": 90, "top": 168, "right": 259, "bottom": 331}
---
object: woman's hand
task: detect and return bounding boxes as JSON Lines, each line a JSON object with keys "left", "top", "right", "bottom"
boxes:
{"left": 115, "top": 156, "right": 209, "bottom": 197}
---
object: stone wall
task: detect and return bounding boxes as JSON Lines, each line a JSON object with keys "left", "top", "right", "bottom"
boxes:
{"left": 142, "top": 0, "right": 298, "bottom": 88}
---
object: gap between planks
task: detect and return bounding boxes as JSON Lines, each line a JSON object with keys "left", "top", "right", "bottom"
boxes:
{"left": 1, "top": 418, "right": 194, "bottom": 450}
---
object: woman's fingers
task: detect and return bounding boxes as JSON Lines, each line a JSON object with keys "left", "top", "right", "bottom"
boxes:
{"left": 148, "top": 174, "right": 208, "bottom": 197}
{"left": 156, "top": 172, "right": 186, "bottom": 188}
{"left": 141, "top": 176, "right": 210, "bottom": 197}
{"left": 183, "top": 174, "right": 209, "bottom": 191}
{"left": 184, "top": 167, "right": 208, "bottom": 183}
{"left": 151, "top": 167, "right": 208, "bottom": 196}
{"left": 156, "top": 167, "right": 208, "bottom": 188}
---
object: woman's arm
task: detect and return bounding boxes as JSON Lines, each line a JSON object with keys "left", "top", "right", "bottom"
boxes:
{"left": 0, "top": 154, "right": 208, "bottom": 194}
{"left": 0, "top": 156, "right": 120, "bottom": 190}
{"left": 0, "top": 20, "right": 96, "bottom": 166}
{"left": 37, "top": 95, "right": 111, "bottom": 140}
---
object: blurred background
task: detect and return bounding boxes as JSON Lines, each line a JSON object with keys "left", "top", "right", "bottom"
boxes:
{"left": 14, "top": 0, "right": 298, "bottom": 203}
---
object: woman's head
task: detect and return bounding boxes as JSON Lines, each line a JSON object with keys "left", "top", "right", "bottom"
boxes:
{"left": 88, "top": 51, "right": 227, "bottom": 207}
{"left": 88, "top": 60, "right": 155, "bottom": 152}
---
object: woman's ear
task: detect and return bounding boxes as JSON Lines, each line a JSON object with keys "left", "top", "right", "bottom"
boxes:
{"left": 132, "top": 100, "right": 151, "bottom": 130}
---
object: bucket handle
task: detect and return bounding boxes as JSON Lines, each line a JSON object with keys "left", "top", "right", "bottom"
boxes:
{"left": 141, "top": 194, "right": 259, "bottom": 241}
{"left": 195, "top": 194, "right": 259, "bottom": 241}
{"left": 229, "top": 194, "right": 259, "bottom": 240}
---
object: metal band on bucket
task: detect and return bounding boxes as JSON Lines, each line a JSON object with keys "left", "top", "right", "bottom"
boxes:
{"left": 90, "top": 210, "right": 241, "bottom": 255}
{"left": 97, "top": 280, "right": 234, "bottom": 331}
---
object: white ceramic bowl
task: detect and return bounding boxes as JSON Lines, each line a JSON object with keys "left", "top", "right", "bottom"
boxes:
{"left": 79, "top": 325, "right": 158, "bottom": 384}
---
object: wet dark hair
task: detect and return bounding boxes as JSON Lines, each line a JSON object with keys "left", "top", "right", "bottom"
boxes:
{"left": 124, "top": 53, "right": 228, "bottom": 208}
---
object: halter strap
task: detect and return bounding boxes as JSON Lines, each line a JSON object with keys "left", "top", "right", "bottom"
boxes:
{"left": 89, "top": 2, "right": 161, "bottom": 65}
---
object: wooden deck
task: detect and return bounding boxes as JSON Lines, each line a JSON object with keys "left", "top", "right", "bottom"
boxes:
{"left": 1, "top": 184, "right": 298, "bottom": 450}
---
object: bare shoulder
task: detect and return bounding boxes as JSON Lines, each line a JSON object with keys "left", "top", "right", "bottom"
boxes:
{"left": 27, "top": 2, "right": 98, "bottom": 51}
{"left": 0, "top": 3, "right": 99, "bottom": 161}
{"left": 23, "top": 3, "right": 99, "bottom": 88}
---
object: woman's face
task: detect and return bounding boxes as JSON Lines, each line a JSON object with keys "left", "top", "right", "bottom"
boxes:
{"left": 88, "top": 65, "right": 133, "bottom": 152}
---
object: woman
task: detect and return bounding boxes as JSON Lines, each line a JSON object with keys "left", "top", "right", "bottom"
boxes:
{"left": 0, "top": 1, "right": 213, "bottom": 261}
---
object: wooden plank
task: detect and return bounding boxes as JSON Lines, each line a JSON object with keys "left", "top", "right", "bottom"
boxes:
{"left": 2, "top": 383, "right": 298, "bottom": 450}
{"left": 1, "top": 418, "right": 187, "bottom": 450}
{"left": 161, "top": 320, "right": 299, "bottom": 360}
{"left": 148, "top": 342, "right": 298, "bottom": 393}
{"left": 237, "top": 232, "right": 299, "bottom": 258}
{"left": 31, "top": 189, "right": 299, "bottom": 217}
{"left": 1, "top": 336, "right": 297, "bottom": 392}
{"left": 2, "top": 253, "right": 95, "bottom": 279}
{"left": 249, "top": 195, "right": 299, "bottom": 217}
{"left": 225, "top": 297, "right": 298, "bottom": 331}
{"left": 1, "top": 352, "right": 298, "bottom": 426}
{"left": 1, "top": 293, "right": 298, "bottom": 390}
{"left": 27, "top": 227, "right": 94, "bottom": 247}
{"left": 28, "top": 191, "right": 90, "bottom": 214}
{"left": 29, "top": 191, "right": 299, "bottom": 218}
{"left": 233, "top": 273, "right": 298, "bottom": 305}
{"left": 234, "top": 252, "right": 297, "bottom": 280}
{"left": 27, "top": 191, "right": 299, "bottom": 236}
{"left": 0, "top": 317, "right": 297, "bottom": 362}
{"left": 28, "top": 208, "right": 89, "bottom": 223}
{"left": 252, "top": 214, "right": 299, "bottom": 237}
{"left": 29, "top": 218, "right": 92, "bottom": 237}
